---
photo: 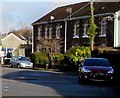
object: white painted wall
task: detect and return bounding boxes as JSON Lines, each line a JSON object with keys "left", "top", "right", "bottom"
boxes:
{"left": 114, "top": 10, "right": 120, "bottom": 48}
{"left": 118, "top": 10, "right": 120, "bottom": 47}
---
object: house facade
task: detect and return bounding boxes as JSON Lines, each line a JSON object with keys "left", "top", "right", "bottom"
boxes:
{"left": 114, "top": 10, "right": 120, "bottom": 48}
{"left": 1, "top": 33, "right": 30, "bottom": 56}
{"left": 32, "top": 2, "right": 120, "bottom": 53}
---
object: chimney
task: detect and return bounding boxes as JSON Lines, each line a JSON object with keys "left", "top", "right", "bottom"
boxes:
{"left": 20, "top": 32, "right": 22, "bottom": 36}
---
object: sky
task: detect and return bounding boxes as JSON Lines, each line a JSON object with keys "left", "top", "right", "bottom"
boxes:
{"left": 1, "top": 0, "right": 119, "bottom": 34}
{"left": 0, "top": 0, "right": 89, "bottom": 34}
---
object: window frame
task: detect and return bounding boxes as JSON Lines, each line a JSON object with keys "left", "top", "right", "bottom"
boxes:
{"left": 99, "top": 18, "right": 107, "bottom": 37}
{"left": 82, "top": 21, "right": 89, "bottom": 38}
{"left": 73, "top": 21, "right": 79, "bottom": 39}
{"left": 37, "top": 26, "right": 42, "bottom": 40}
{"left": 55, "top": 24, "right": 61, "bottom": 39}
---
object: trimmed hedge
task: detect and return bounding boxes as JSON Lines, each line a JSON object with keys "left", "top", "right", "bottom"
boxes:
{"left": 92, "top": 49, "right": 120, "bottom": 80}
{"left": 91, "top": 49, "right": 120, "bottom": 67}
{"left": 29, "top": 52, "right": 49, "bottom": 68}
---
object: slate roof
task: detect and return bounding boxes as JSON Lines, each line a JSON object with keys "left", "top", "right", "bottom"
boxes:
{"left": 13, "top": 33, "right": 26, "bottom": 40}
{"left": 32, "top": 2, "right": 120, "bottom": 25}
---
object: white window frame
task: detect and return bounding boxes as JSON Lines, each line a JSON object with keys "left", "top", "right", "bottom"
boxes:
{"left": 49, "top": 26, "right": 52, "bottom": 39}
{"left": 55, "top": 44, "right": 60, "bottom": 53}
{"left": 37, "top": 45, "right": 41, "bottom": 52}
{"left": 38, "top": 26, "right": 42, "bottom": 40}
{"left": 82, "top": 21, "right": 89, "bottom": 38}
{"left": 99, "top": 18, "right": 107, "bottom": 37}
{"left": 55, "top": 24, "right": 61, "bottom": 39}
{"left": 73, "top": 21, "right": 79, "bottom": 38}
{"left": 45, "top": 26, "right": 48, "bottom": 39}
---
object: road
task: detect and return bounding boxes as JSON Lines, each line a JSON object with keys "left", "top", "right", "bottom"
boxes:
{"left": 1, "top": 66, "right": 120, "bottom": 97}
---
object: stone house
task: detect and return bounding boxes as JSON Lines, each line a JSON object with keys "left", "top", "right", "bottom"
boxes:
{"left": 32, "top": 1, "right": 120, "bottom": 53}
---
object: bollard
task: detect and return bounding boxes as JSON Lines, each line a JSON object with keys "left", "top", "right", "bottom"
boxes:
{"left": 1, "top": 56, "right": 4, "bottom": 65}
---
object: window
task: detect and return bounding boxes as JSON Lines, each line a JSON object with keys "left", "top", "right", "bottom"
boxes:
{"left": 37, "top": 45, "right": 41, "bottom": 52}
{"left": 73, "top": 21, "right": 79, "bottom": 38}
{"left": 82, "top": 21, "right": 88, "bottom": 38}
{"left": 38, "top": 26, "right": 42, "bottom": 40}
{"left": 55, "top": 44, "right": 60, "bottom": 53}
{"left": 49, "top": 25, "right": 52, "bottom": 39}
{"left": 99, "top": 18, "right": 107, "bottom": 37}
{"left": 55, "top": 24, "right": 61, "bottom": 39}
{"left": 45, "top": 26, "right": 48, "bottom": 39}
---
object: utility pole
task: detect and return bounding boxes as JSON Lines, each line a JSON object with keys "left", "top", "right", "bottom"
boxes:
{"left": 88, "top": 0, "right": 97, "bottom": 51}
{"left": 91, "top": 0, "right": 94, "bottom": 22}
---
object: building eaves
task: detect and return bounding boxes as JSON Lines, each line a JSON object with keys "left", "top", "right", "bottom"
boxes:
{"left": 32, "top": 2, "right": 120, "bottom": 26}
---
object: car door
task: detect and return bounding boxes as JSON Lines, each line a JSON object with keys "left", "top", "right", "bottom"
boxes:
{"left": 11, "top": 56, "right": 18, "bottom": 67}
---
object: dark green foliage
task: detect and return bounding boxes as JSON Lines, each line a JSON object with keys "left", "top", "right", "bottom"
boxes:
{"left": 92, "top": 49, "right": 120, "bottom": 80}
{"left": 52, "top": 53, "right": 64, "bottom": 64}
{"left": 64, "top": 46, "right": 91, "bottom": 65}
{"left": 29, "top": 52, "right": 49, "bottom": 68}
{"left": 92, "top": 49, "right": 120, "bottom": 66}
{"left": 91, "top": 48, "right": 100, "bottom": 57}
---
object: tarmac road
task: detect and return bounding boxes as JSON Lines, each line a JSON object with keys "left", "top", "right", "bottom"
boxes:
{"left": 1, "top": 66, "right": 120, "bottom": 97}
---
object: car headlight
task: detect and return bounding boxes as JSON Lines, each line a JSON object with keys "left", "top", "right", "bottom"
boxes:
{"left": 107, "top": 69, "right": 114, "bottom": 74}
{"left": 82, "top": 67, "right": 91, "bottom": 73}
{"left": 20, "top": 62, "right": 26, "bottom": 65}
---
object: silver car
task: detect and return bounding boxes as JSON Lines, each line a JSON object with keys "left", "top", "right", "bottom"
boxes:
{"left": 9, "top": 56, "right": 33, "bottom": 68}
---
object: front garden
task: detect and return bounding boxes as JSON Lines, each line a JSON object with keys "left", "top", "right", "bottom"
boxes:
{"left": 29, "top": 46, "right": 91, "bottom": 71}
{"left": 29, "top": 46, "right": 120, "bottom": 79}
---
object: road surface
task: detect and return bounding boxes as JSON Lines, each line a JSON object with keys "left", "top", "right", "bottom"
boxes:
{"left": 1, "top": 66, "right": 120, "bottom": 97}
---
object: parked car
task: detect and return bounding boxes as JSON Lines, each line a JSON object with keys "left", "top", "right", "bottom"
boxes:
{"left": 9, "top": 56, "right": 33, "bottom": 68}
{"left": 78, "top": 58, "right": 114, "bottom": 83}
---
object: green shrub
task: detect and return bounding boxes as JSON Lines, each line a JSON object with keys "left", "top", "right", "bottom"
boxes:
{"left": 91, "top": 48, "right": 100, "bottom": 57}
{"left": 29, "top": 52, "right": 49, "bottom": 66}
{"left": 52, "top": 53, "right": 64, "bottom": 64}
{"left": 64, "top": 46, "right": 91, "bottom": 65}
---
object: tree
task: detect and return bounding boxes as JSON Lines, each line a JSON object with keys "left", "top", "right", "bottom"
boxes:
{"left": 88, "top": 0, "right": 97, "bottom": 51}
{"left": 38, "top": 37, "right": 63, "bottom": 67}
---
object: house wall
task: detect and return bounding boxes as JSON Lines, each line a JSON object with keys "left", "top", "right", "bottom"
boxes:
{"left": 33, "top": 15, "right": 115, "bottom": 53}
{"left": 118, "top": 10, "right": 120, "bottom": 47}
{"left": 2, "top": 33, "right": 23, "bottom": 48}
{"left": 114, "top": 10, "right": 120, "bottom": 48}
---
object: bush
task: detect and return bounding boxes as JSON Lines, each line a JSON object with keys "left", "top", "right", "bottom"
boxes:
{"left": 92, "top": 49, "right": 120, "bottom": 79}
{"left": 29, "top": 52, "right": 49, "bottom": 68}
{"left": 91, "top": 48, "right": 100, "bottom": 57}
{"left": 52, "top": 53, "right": 64, "bottom": 64}
{"left": 64, "top": 46, "right": 91, "bottom": 65}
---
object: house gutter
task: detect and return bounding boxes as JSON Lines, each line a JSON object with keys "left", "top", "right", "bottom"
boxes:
{"left": 32, "top": 12, "right": 114, "bottom": 26}
{"left": 32, "top": 26, "right": 34, "bottom": 53}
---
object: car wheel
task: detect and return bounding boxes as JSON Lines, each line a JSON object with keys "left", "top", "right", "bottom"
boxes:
{"left": 17, "top": 64, "right": 21, "bottom": 68}
{"left": 78, "top": 74, "right": 86, "bottom": 84}
{"left": 9, "top": 63, "right": 13, "bottom": 68}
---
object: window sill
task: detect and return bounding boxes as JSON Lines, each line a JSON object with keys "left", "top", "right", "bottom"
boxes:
{"left": 99, "top": 35, "right": 106, "bottom": 37}
{"left": 73, "top": 35, "right": 79, "bottom": 39}
{"left": 82, "top": 35, "right": 89, "bottom": 38}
